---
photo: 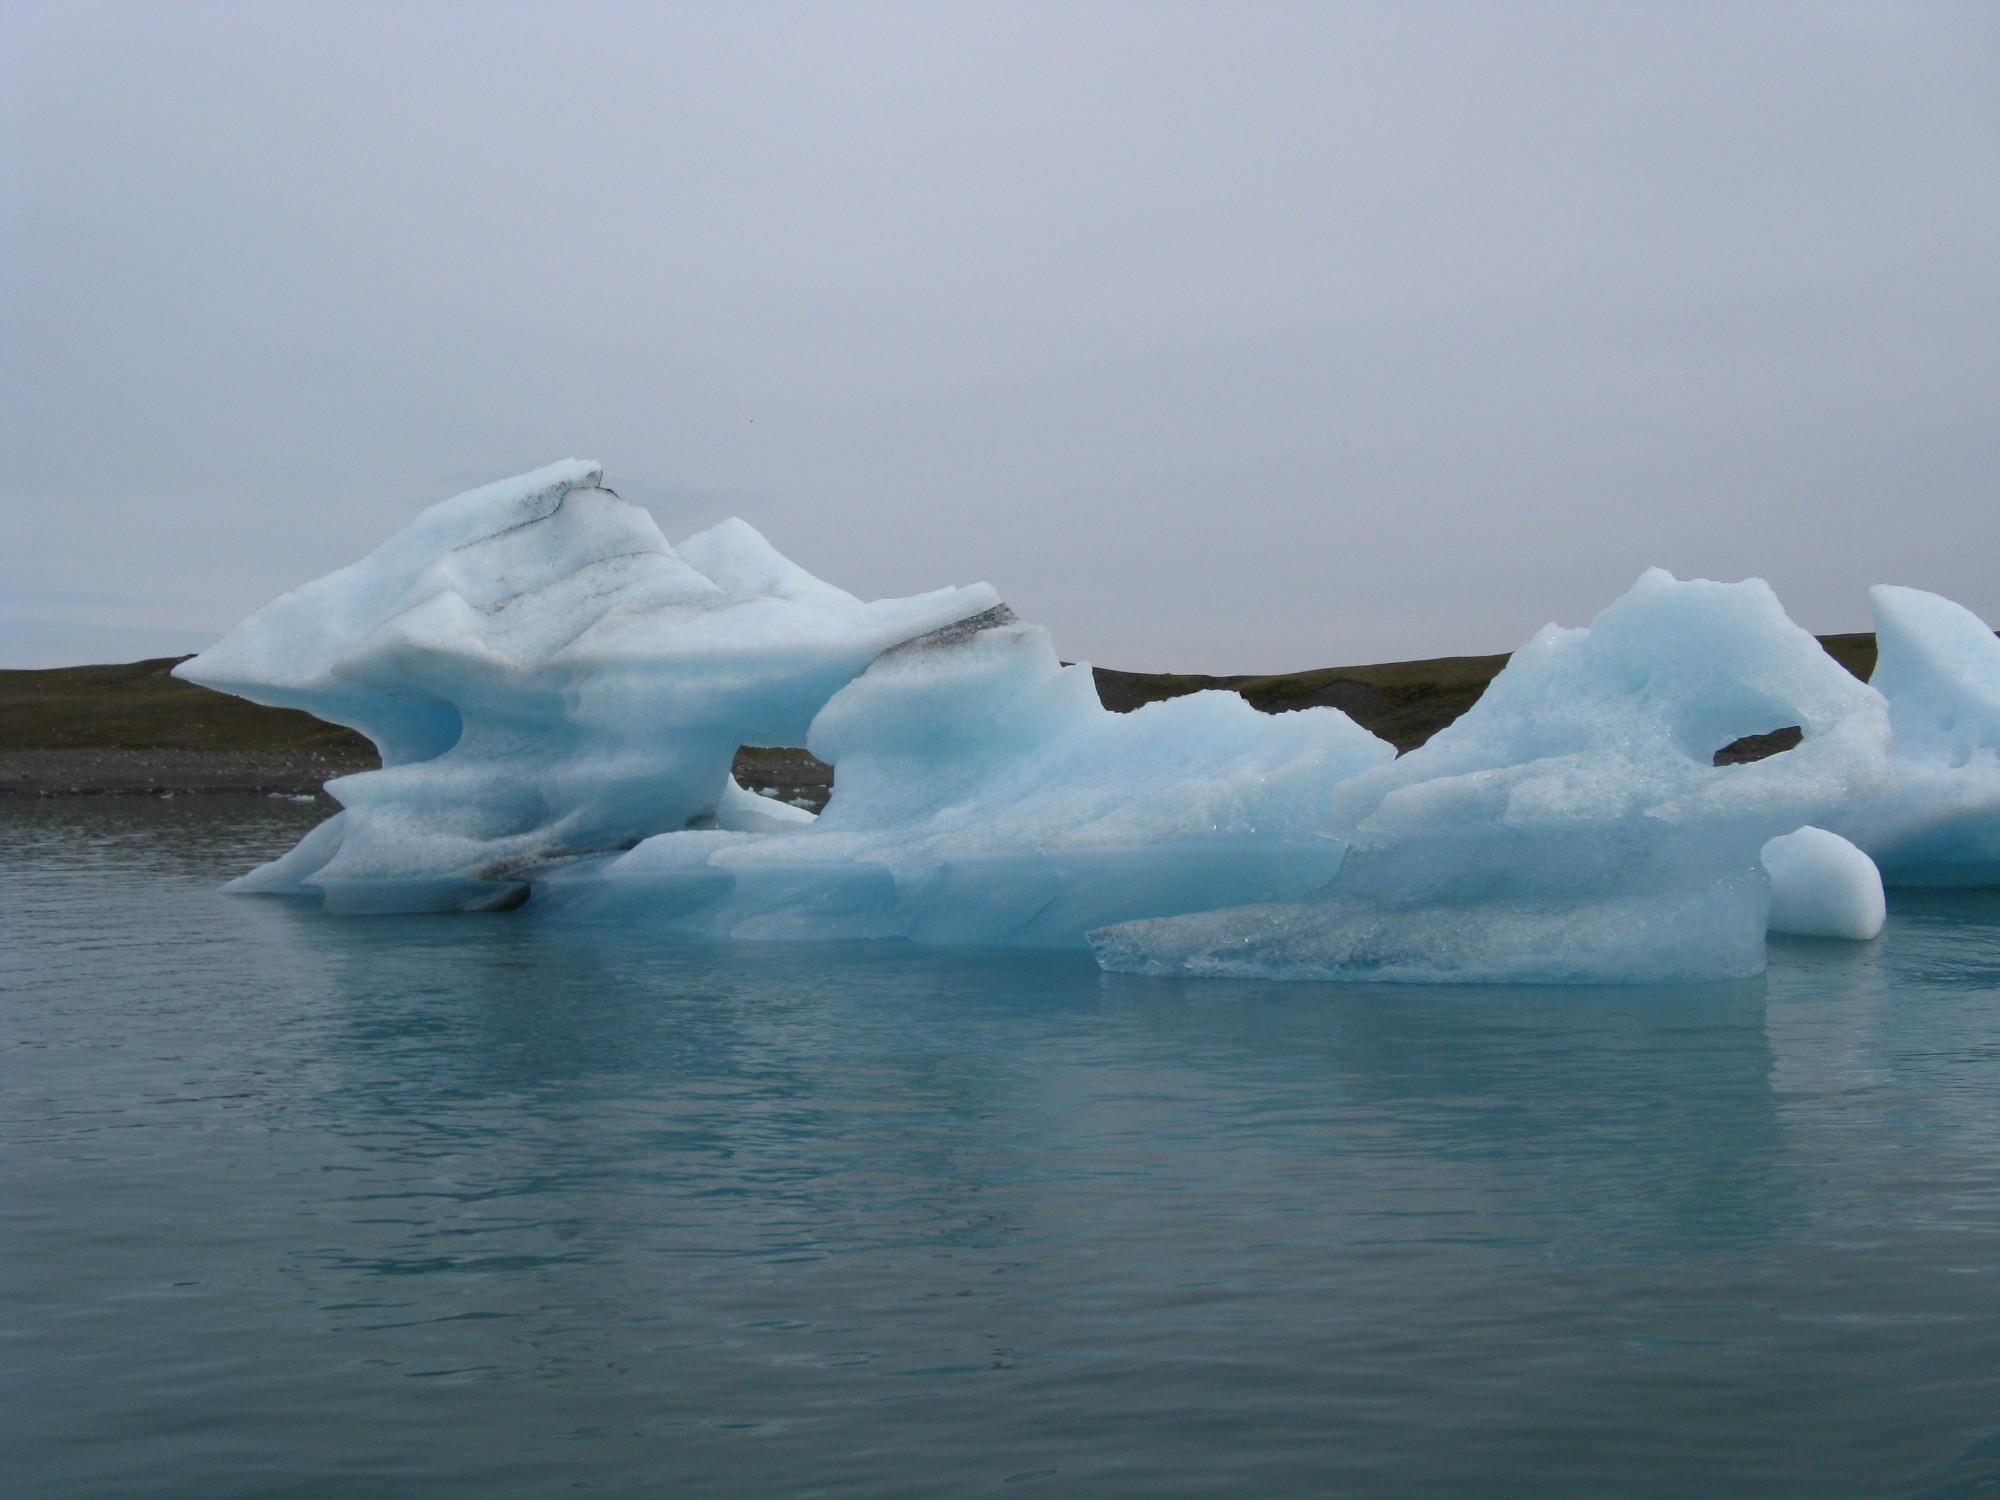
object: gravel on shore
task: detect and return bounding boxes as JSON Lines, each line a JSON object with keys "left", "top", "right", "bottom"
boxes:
{"left": 0, "top": 749, "right": 379, "bottom": 799}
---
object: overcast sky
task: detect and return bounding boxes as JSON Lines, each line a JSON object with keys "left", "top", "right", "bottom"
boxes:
{"left": 4, "top": 1, "right": 1997, "bottom": 672}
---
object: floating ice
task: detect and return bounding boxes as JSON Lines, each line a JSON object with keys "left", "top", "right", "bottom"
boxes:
{"left": 1090, "top": 571, "right": 1895, "bottom": 984}
{"left": 1761, "top": 827, "right": 1885, "bottom": 940}
{"left": 186, "top": 466, "right": 1965, "bottom": 979}
{"left": 1829, "top": 586, "right": 2000, "bottom": 886}
{"left": 182, "top": 462, "right": 1390, "bottom": 932}
{"left": 531, "top": 614, "right": 1394, "bottom": 945}
{"left": 176, "top": 462, "right": 997, "bottom": 911}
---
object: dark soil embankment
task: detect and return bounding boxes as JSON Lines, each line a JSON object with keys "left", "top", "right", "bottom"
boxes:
{"left": 0, "top": 657, "right": 373, "bottom": 755}
{"left": 1098, "top": 631, "right": 1880, "bottom": 759}
{"left": 0, "top": 657, "right": 378, "bottom": 797}
{"left": 1, "top": 635, "right": 1888, "bottom": 799}
{"left": 1092, "top": 653, "right": 1514, "bottom": 754}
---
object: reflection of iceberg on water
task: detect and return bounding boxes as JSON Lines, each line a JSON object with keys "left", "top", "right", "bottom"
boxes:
{"left": 1090, "top": 571, "right": 1895, "bottom": 983}
{"left": 180, "top": 462, "right": 2000, "bottom": 982}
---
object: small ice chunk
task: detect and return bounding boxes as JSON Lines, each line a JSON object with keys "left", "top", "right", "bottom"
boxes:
{"left": 1761, "top": 826, "right": 1885, "bottom": 940}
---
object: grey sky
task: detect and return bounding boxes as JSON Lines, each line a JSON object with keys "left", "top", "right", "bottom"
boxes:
{"left": 4, "top": 0, "right": 1997, "bottom": 672}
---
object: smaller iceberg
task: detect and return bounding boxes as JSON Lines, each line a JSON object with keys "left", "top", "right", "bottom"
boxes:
{"left": 1091, "top": 570, "right": 1894, "bottom": 984}
{"left": 1830, "top": 585, "right": 2000, "bottom": 886}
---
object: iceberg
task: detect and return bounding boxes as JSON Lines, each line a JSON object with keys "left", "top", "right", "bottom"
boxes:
{"left": 531, "top": 611, "right": 1395, "bottom": 946}
{"left": 1760, "top": 827, "right": 1885, "bottom": 940}
{"left": 176, "top": 462, "right": 998, "bottom": 911}
{"left": 182, "top": 462, "right": 1391, "bottom": 933}
{"left": 184, "top": 462, "right": 1965, "bottom": 979}
{"left": 1829, "top": 585, "right": 2000, "bottom": 886}
{"left": 1090, "top": 570, "right": 1895, "bottom": 984}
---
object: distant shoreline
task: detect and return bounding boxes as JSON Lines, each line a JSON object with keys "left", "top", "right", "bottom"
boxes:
{"left": 0, "top": 636, "right": 1882, "bottom": 799}
{"left": 0, "top": 748, "right": 375, "bottom": 800}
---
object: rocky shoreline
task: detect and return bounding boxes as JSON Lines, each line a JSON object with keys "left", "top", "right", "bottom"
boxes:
{"left": 0, "top": 748, "right": 378, "bottom": 799}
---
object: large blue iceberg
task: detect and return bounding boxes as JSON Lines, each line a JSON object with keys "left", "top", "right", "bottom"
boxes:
{"left": 179, "top": 464, "right": 2000, "bottom": 982}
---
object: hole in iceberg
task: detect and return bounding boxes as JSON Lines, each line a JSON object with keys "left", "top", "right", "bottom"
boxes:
{"left": 1713, "top": 725, "right": 1803, "bottom": 766}
{"left": 730, "top": 745, "right": 835, "bottom": 813}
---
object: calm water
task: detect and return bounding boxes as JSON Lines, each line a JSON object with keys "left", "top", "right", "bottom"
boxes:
{"left": 8, "top": 799, "right": 2000, "bottom": 1498}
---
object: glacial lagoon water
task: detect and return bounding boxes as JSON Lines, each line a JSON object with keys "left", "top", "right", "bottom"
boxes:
{"left": 8, "top": 798, "right": 2000, "bottom": 1499}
